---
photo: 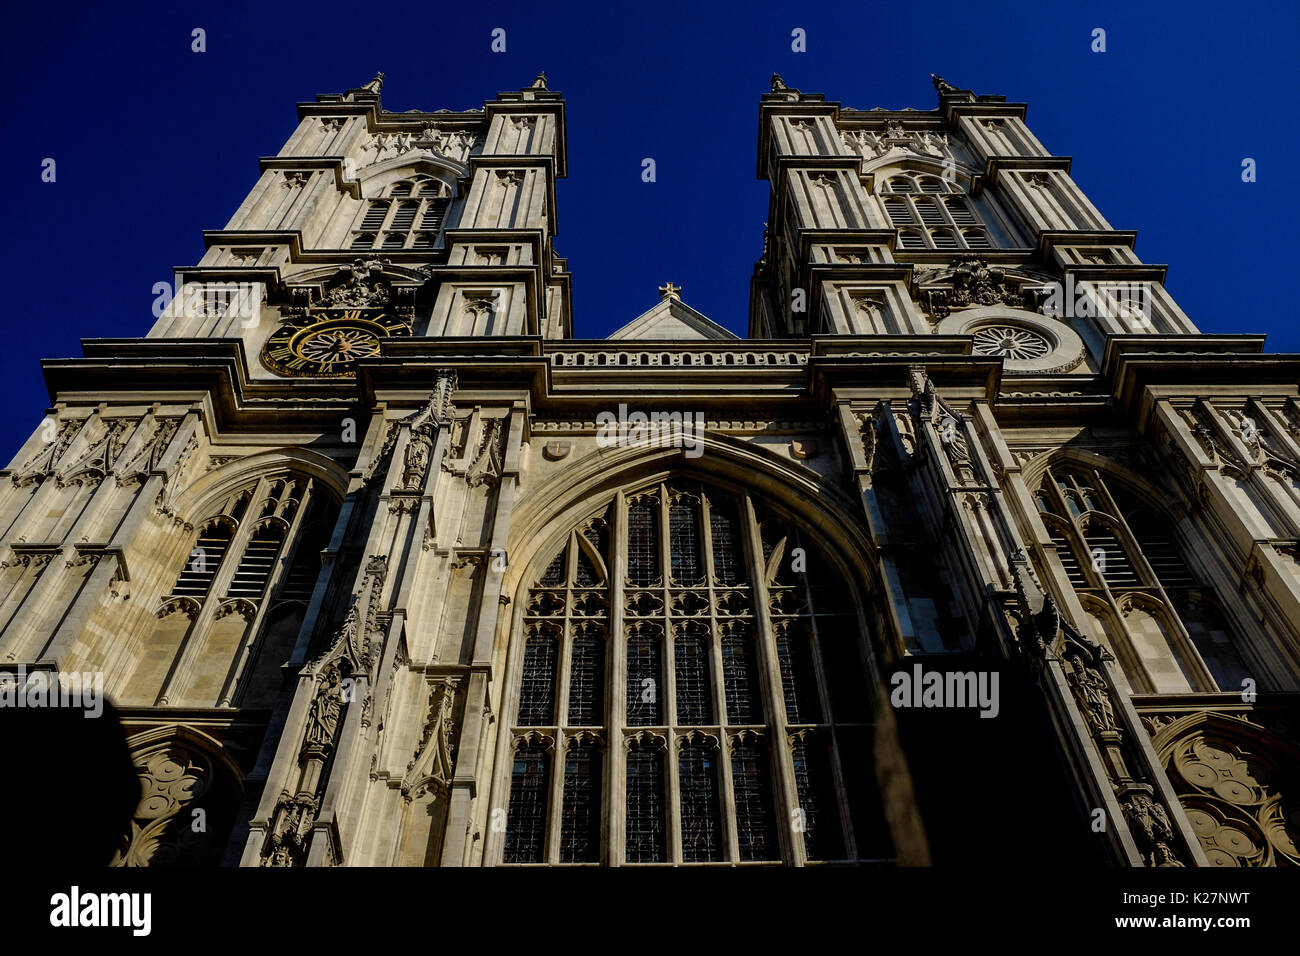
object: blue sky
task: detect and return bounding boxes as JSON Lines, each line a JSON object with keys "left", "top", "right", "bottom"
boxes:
{"left": 1, "top": 0, "right": 1296, "bottom": 456}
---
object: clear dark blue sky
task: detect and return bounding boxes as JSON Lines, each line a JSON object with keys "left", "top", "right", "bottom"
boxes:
{"left": 2, "top": 0, "right": 1296, "bottom": 455}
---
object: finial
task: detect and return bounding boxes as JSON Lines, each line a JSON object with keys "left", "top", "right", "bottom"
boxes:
{"left": 771, "top": 73, "right": 788, "bottom": 92}
{"left": 362, "top": 71, "right": 384, "bottom": 94}
{"left": 531, "top": 71, "right": 548, "bottom": 90}
{"left": 658, "top": 281, "right": 681, "bottom": 300}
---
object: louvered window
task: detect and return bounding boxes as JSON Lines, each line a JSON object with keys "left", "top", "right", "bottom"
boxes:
{"left": 348, "top": 179, "right": 450, "bottom": 250}
{"left": 1035, "top": 466, "right": 1249, "bottom": 693}
{"left": 172, "top": 524, "right": 233, "bottom": 597}
{"left": 880, "top": 174, "right": 993, "bottom": 250}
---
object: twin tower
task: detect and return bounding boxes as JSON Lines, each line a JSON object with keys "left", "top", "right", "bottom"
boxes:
{"left": 3, "top": 72, "right": 1297, "bottom": 868}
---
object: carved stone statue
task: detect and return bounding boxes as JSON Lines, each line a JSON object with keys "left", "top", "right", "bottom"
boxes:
{"left": 305, "top": 668, "right": 343, "bottom": 746}
{"left": 932, "top": 74, "right": 958, "bottom": 95}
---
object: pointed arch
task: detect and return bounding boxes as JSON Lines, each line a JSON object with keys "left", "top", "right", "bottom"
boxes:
{"left": 1026, "top": 449, "right": 1253, "bottom": 694}
{"left": 492, "top": 440, "right": 896, "bottom": 866}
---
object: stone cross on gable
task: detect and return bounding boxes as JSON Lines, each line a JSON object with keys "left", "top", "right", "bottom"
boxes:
{"left": 658, "top": 282, "right": 681, "bottom": 299}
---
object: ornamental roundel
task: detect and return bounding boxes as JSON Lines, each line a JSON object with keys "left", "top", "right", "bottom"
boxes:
{"left": 970, "top": 325, "right": 1051, "bottom": 361}
{"left": 935, "top": 306, "right": 1086, "bottom": 374}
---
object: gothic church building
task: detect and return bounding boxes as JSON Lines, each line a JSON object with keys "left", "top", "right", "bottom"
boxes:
{"left": 3, "top": 73, "right": 1297, "bottom": 868}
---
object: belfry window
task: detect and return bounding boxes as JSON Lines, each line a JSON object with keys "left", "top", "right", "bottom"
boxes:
{"left": 499, "top": 481, "right": 893, "bottom": 865}
{"left": 1034, "top": 464, "right": 1252, "bottom": 694}
{"left": 123, "top": 473, "right": 338, "bottom": 709}
{"left": 349, "top": 176, "right": 450, "bottom": 251}
{"left": 880, "top": 174, "right": 992, "bottom": 250}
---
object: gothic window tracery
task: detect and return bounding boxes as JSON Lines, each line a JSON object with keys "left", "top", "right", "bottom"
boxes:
{"left": 126, "top": 474, "right": 339, "bottom": 707}
{"left": 349, "top": 176, "right": 451, "bottom": 251}
{"left": 879, "top": 173, "right": 992, "bottom": 250}
{"left": 501, "top": 482, "right": 892, "bottom": 865}
{"left": 1034, "top": 463, "right": 1252, "bottom": 694}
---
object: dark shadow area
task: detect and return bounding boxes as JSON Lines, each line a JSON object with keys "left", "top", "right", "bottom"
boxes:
{"left": 0, "top": 692, "right": 139, "bottom": 867}
{"left": 890, "top": 654, "right": 1105, "bottom": 866}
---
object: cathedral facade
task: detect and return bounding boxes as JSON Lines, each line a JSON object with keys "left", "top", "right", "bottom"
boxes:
{"left": 3, "top": 72, "right": 1298, "bottom": 868}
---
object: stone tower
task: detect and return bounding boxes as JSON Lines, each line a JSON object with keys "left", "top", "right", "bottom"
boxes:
{"left": 3, "top": 73, "right": 1296, "bottom": 868}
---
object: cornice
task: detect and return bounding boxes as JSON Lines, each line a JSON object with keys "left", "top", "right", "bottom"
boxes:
{"left": 1036, "top": 231, "right": 1138, "bottom": 257}
{"left": 984, "top": 155, "right": 1073, "bottom": 178}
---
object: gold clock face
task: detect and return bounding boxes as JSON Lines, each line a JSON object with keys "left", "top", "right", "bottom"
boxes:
{"left": 261, "top": 309, "right": 411, "bottom": 377}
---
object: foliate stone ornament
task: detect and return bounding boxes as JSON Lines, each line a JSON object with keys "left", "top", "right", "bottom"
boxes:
{"left": 1147, "top": 716, "right": 1300, "bottom": 867}
{"left": 111, "top": 744, "right": 217, "bottom": 867}
{"left": 1181, "top": 403, "right": 1251, "bottom": 480}
{"left": 949, "top": 257, "right": 1025, "bottom": 310}
{"left": 466, "top": 417, "right": 505, "bottom": 487}
{"left": 154, "top": 433, "right": 200, "bottom": 526}
{"left": 322, "top": 257, "right": 396, "bottom": 308}
{"left": 402, "top": 677, "right": 460, "bottom": 802}
{"left": 11, "top": 418, "right": 81, "bottom": 486}
{"left": 116, "top": 417, "right": 180, "bottom": 486}
{"left": 57, "top": 417, "right": 132, "bottom": 487}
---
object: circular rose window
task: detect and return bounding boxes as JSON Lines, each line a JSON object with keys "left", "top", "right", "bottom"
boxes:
{"left": 936, "top": 307, "right": 1088, "bottom": 374}
{"left": 971, "top": 325, "right": 1051, "bottom": 360}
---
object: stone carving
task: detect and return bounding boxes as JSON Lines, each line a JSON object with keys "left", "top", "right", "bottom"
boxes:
{"left": 361, "top": 371, "right": 457, "bottom": 490}
{"left": 1009, "top": 552, "right": 1187, "bottom": 867}
{"left": 931, "top": 74, "right": 959, "bottom": 95}
{"left": 360, "top": 123, "right": 481, "bottom": 167}
{"left": 263, "top": 791, "right": 318, "bottom": 868}
{"left": 858, "top": 409, "right": 878, "bottom": 478}
{"left": 117, "top": 417, "right": 180, "bottom": 486}
{"left": 402, "top": 677, "right": 459, "bottom": 801}
{"left": 1181, "top": 403, "right": 1251, "bottom": 480}
{"left": 466, "top": 417, "right": 505, "bottom": 487}
{"left": 304, "top": 666, "right": 344, "bottom": 748}
{"left": 321, "top": 257, "right": 396, "bottom": 308}
{"left": 1122, "top": 791, "right": 1184, "bottom": 867}
{"left": 263, "top": 554, "right": 389, "bottom": 867}
{"left": 839, "top": 122, "right": 950, "bottom": 163}
{"left": 111, "top": 737, "right": 233, "bottom": 868}
{"left": 311, "top": 553, "right": 389, "bottom": 676}
{"left": 1144, "top": 714, "right": 1300, "bottom": 867}
{"left": 11, "top": 418, "right": 81, "bottom": 487}
{"left": 1223, "top": 405, "right": 1300, "bottom": 480}
{"left": 57, "top": 417, "right": 132, "bottom": 487}
{"left": 921, "top": 257, "right": 1028, "bottom": 319}
{"left": 154, "top": 433, "right": 199, "bottom": 526}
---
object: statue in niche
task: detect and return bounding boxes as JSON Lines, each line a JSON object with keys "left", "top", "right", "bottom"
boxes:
{"left": 305, "top": 667, "right": 344, "bottom": 746}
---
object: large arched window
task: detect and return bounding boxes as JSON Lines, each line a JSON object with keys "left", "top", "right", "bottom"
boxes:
{"left": 1034, "top": 463, "right": 1252, "bottom": 695}
{"left": 499, "top": 480, "right": 892, "bottom": 865}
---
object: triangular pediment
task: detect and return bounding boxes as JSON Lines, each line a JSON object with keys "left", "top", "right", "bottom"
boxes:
{"left": 607, "top": 295, "right": 738, "bottom": 341}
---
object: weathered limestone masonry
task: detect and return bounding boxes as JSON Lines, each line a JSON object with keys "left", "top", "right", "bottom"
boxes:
{"left": 2, "top": 73, "right": 1296, "bottom": 867}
